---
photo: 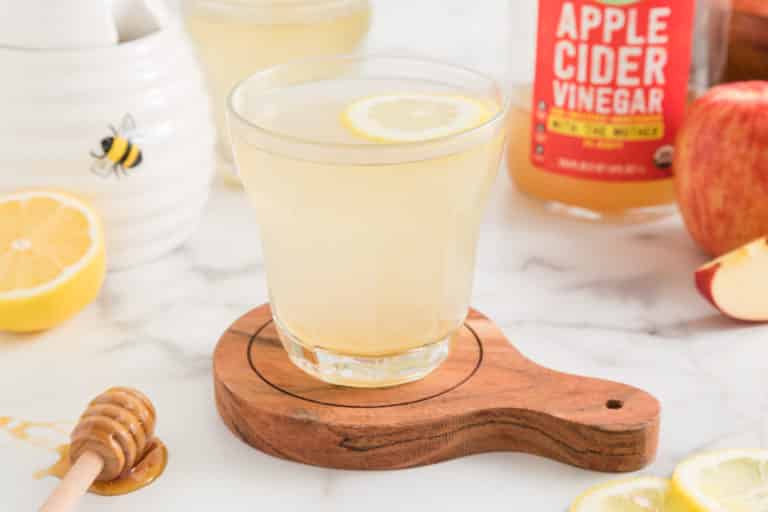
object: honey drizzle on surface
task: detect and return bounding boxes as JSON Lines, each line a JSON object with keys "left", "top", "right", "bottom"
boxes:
{"left": 0, "top": 419, "right": 71, "bottom": 448}
{"left": 1, "top": 416, "right": 167, "bottom": 496}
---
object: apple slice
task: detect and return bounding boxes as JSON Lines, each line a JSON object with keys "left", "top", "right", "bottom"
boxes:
{"left": 695, "top": 237, "right": 768, "bottom": 321}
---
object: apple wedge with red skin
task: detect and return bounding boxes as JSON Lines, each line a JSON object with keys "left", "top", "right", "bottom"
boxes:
{"left": 696, "top": 237, "right": 768, "bottom": 321}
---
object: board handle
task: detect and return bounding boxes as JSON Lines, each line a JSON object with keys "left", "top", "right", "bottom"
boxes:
{"left": 466, "top": 311, "right": 660, "bottom": 472}
{"left": 492, "top": 368, "right": 660, "bottom": 473}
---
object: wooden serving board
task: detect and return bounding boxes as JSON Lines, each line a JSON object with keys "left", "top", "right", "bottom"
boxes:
{"left": 214, "top": 304, "right": 660, "bottom": 472}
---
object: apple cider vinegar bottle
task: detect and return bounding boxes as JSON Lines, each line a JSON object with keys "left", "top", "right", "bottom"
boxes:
{"left": 507, "top": 0, "right": 729, "bottom": 221}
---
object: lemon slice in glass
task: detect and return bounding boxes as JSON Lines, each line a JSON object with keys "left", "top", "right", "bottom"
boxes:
{"left": 0, "top": 189, "right": 105, "bottom": 332}
{"left": 570, "top": 477, "right": 669, "bottom": 511}
{"left": 668, "top": 449, "right": 768, "bottom": 511}
{"left": 342, "top": 93, "right": 493, "bottom": 143}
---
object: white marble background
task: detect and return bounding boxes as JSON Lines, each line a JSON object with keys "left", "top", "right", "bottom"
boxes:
{"left": 3, "top": 1, "right": 768, "bottom": 510}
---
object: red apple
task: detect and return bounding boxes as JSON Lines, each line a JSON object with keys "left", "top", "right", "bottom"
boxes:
{"left": 675, "top": 81, "right": 768, "bottom": 257}
{"left": 695, "top": 237, "right": 768, "bottom": 321}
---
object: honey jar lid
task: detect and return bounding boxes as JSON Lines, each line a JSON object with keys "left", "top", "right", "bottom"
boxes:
{"left": 0, "top": 0, "right": 169, "bottom": 50}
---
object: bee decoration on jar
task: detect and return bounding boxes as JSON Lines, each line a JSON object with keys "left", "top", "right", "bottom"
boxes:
{"left": 90, "top": 114, "right": 143, "bottom": 178}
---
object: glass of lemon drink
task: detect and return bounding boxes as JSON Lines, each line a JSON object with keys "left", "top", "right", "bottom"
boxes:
{"left": 228, "top": 56, "right": 507, "bottom": 387}
{"left": 183, "top": 0, "right": 371, "bottom": 178}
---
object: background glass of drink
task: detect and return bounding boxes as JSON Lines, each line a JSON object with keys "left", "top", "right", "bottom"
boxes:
{"left": 183, "top": 0, "right": 371, "bottom": 178}
{"left": 228, "top": 56, "right": 507, "bottom": 387}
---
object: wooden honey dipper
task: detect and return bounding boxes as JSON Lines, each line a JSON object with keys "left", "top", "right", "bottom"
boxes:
{"left": 39, "top": 387, "right": 156, "bottom": 512}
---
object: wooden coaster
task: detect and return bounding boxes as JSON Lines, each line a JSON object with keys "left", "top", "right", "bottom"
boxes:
{"left": 214, "top": 304, "right": 660, "bottom": 472}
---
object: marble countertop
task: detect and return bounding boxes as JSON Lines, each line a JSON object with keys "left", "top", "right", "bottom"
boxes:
{"left": 3, "top": 1, "right": 768, "bottom": 510}
{"left": 4, "top": 176, "right": 768, "bottom": 511}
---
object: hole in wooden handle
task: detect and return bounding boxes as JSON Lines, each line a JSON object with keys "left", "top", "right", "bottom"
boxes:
{"left": 605, "top": 399, "right": 624, "bottom": 410}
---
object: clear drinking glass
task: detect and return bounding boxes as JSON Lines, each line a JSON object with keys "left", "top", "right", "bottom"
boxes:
{"left": 183, "top": 0, "right": 371, "bottom": 177}
{"left": 228, "top": 56, "right": 507, "bottom": 387}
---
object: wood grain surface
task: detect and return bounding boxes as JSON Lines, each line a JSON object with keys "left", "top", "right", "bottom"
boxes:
{"left": 214, "top": 304, "right": 660, "bottom": 472}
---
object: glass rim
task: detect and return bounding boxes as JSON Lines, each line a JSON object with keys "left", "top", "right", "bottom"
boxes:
{"left": 226, "top": 54, "right": 508, "bottom": 152}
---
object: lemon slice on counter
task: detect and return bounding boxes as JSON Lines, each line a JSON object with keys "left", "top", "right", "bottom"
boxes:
{"left": 0, "top": 190, "right": 106, "bottom": 332}
{"left": 570, "top": 477, "right": 669, "bottom": 512}
{"left": 342, "top": 93, "right": 493, "bottom": 143}
{"left": 667, "top": 449, "right": 768, "bottom": 511}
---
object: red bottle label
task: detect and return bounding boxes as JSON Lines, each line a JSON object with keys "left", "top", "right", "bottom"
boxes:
{"left": 531, "top": 0, "right": 695, "bottom": 181}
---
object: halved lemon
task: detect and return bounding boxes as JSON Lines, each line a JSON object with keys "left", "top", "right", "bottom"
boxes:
{"left": 667, "top": 449, "right": 768, "bottom": 511}
{"left": 341, "top": 93, "right": 493, "bottom": 143}
{"left": 570, "top": 477, "right": 669, "bottom": 512}
{"left": 0, "top": 190, "right": 106, "bottom": 332}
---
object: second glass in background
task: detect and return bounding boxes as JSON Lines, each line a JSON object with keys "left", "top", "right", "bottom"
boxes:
{"left": 183, "top": 0, "right": 371, "bottom": 179}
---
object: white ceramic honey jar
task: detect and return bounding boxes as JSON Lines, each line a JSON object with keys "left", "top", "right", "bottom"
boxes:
{"left": 0, "top": 10, "right": 215, "bottom": 269}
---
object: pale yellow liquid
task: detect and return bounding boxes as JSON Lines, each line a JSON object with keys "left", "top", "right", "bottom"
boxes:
{"left": 507, "top": 85, "right": 676, "bottom": 217}
{"left": 183, "top": 0, "right": 371, "bottom": 156}
{"left": 233, "top": 79, "right": 504, "bottom": 356}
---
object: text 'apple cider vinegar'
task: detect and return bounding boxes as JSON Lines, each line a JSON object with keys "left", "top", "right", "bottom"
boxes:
{"left": 508, "top": 0, "right": 697, "bottom": 220}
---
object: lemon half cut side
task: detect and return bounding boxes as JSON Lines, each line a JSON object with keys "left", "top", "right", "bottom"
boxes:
{"left": 0, "top": 190, "right": 106, "bottom": 332}
{"left": 570, "top": 477, "right": 669, "bottom": 512}
{"left": 668, "top": 449, "right": 768, "bottom": 511}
